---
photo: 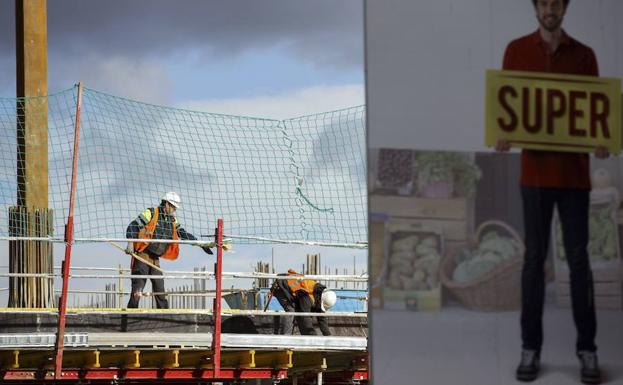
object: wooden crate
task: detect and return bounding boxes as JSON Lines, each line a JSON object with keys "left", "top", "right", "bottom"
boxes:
{"left": 383, "top": 286, "right": 441, "bottom": 311}
{"left": 369, "top": 213, "right": 389, "bottom": 309}
{"left": 555, "top": 269, "right": 622, "bottom": 310}
{"left": 553, "top": 189, "right": 622, "bottom": 309}
{"left": 369, "top": 195, "right": 474, "bottom": 242}
{"left": 382, "top": 220, "right": 443, "bottom": 311}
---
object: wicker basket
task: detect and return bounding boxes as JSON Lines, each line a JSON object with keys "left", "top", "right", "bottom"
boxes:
{"left": 440, "top": 220, "right": 525, "bottom": 311}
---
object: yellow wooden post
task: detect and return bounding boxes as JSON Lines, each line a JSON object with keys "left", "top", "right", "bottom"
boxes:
{"left": 10, "top": 0, "right": 52, "bottom": 309}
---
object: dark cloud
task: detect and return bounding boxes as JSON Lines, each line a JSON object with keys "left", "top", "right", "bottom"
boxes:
{"left": 0, "top": 1, "right": 363, "bottom": 68}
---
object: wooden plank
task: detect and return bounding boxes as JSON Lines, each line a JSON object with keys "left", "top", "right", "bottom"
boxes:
{"left": 218, "top": 350, "right": 255, "bottom": 369}
{"left": 390, "top": 217, "right": 469, "bottom": 241}
{"left": 370, "top": 195, "right": 469, "bottom": 219}
{"left": 555, "top": 268, "right": 622, "bottom": 282}
{"left": 177, "top": 350, "right": 212, "bottom": 368}
{"left": 98, "top": 350, "right": 141, "bottom": 369}
{"left": 369, "top": 217, "right": 387, "bottom": 307}
{"left": 557, "top": 295, "right": 621, "bottom": 309}
{"left": 0, "top": 351, "right": 20, "bottom": 369}
{"left": 557, "top": 281, "right": 622, "bottom": 296}
{"left": 253, "top": 350, "right": 292, "bottom": 369}
{"left": 140, "top": 350, "right": 179, "bottom": 369}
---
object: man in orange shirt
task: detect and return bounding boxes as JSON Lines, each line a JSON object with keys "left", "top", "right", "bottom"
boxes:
{"left": 496, "top": 1, "right": 609, "bottom": 383}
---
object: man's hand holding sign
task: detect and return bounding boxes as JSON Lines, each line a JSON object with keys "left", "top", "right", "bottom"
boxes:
{"left": 486, "top": 69, "right": 621, "bottom": 159}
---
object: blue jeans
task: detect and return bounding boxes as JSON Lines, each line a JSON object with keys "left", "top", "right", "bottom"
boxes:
{"left": 520, "top": 187, "right": 596, "bottom": 352}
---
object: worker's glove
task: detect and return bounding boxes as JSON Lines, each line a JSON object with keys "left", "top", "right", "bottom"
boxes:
{"left": 125, "top": 242, "right": 134, "bottom": 255}
{"left": 200, "top": 241, "right": 232, "bottom": 254}
{"left": 201, "top": 243, "right": 214, "bottom": 255}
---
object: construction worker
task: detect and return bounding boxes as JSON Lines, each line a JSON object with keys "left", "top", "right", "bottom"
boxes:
{"left": 125, "top": 192, "right": 213, "bottom": 309}
{"left": 271, "top": 269, "right": 337, "bottom": 336}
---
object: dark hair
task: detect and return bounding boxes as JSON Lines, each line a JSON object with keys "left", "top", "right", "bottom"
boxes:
{"left": 532, "top": 0, "right": 570, "bottom": 8}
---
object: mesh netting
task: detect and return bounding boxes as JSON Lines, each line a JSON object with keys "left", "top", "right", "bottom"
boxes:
{"left": 0, "top": 86, "right": 367, "bottom": 246}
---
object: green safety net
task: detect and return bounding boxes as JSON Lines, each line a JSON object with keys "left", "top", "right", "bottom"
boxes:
{"left": 0, "top": 86, "right": 367, "bottom": 247}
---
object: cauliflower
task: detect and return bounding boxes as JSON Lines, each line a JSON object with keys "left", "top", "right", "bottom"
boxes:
{"left": 392, "top": 235, "right": 418, "bottom": 252}
{"left": 451, "top": 229, "right": 521, "bottom": 283}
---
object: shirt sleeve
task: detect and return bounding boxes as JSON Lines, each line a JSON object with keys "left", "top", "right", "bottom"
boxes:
{"left": 126, "top": 208, "right": 151, "bottom": 239}
{"left": 175, "top": 222, "right": 197, "bottom": 241}
{"left": 502, "top": 43, "right": 514, "bottom": 70}
{"left": 584, "top": 48, "right": 599, "bottom": 77}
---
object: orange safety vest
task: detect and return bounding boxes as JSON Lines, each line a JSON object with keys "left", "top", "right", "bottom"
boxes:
{"left": 285, "top": 269, "right": 317, "bottom": 298}
{"left": 133, "top": 207, "right": 180, "bottom": 260}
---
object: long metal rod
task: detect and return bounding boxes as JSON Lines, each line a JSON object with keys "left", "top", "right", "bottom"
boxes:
{"left": 0, "top": 308, "right": 366, "bottom": 317}
{"left": 0, "top": 272, "right": 368, "bottom": 284}
{"left": 202, "top": 234, "right": 368, "bottom": 249}
{"left": 0, "top": 235, "right": 369, "bottom": 250}
{"left": 212, "top": 218, "right": 224, "bottom": 376}
{"left": 0, "top": 237, "right": 210, "bottom": 244}
{"left": 54, "top": 81, "right": 83, "bottom": 379}
{"left": 0, "top": 272, "right": 368, "bottom": 282}
{"left": 3, "top": 265, "right": 369, "bottom": 279}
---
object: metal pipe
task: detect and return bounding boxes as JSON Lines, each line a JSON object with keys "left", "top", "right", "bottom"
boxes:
{"left": 54, "top": 81, "right": 83, "bottom": 379}
{"left": 213, "top": 218, "right": 224, "bottom": 376}
{"left": 0, "top": 309, "right": 367, "bottom": 317}
{"left": 0, "top": 272, "right": 368, "bottom": 282}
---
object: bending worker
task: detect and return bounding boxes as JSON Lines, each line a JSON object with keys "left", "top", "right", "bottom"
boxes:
{"left": 271, "top": 269, "right": 337, "bottom": 336}
{"left": 125, "top": 192, "right": 213, "bottom": 309}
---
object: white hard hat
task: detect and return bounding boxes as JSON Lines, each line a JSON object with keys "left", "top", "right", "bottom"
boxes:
{"left": 161, "top": 191, "right": 181, "bottom": 208}
{"left": 320, "top": 289, "right": 337, "bottom": 312}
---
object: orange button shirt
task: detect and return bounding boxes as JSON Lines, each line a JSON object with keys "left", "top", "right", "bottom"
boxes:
{"left": 502, "top": 30, "right": 599, "bottom": 189}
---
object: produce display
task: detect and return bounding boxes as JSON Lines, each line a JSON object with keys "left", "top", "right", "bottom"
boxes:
{"left": 556, "top": 205, "right": 618, "bottom": 262}
{"left": 452, "top": 231, "right": 521, "bottom": 284}
{"left": 376, "top": 149, "right": 414, "bottom": 193}
{"left": 414, "top": 151, "right": 482, "bottom": 198}
{"left": 387, "top": 231, "right": 441, "bottom": 291}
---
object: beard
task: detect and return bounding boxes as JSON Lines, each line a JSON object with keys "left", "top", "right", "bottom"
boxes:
{"left": 538, "top": 14, "right": 563, "bottom": 32}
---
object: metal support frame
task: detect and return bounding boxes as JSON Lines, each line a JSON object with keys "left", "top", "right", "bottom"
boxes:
{"left": 53, "top": 82, "right": 83, "bottom": 379}
{"left": 212, "top": 218, "right": 224, "bottom": 376}
{"left": 1, "top": 368, "right": 289, "bottom": 381}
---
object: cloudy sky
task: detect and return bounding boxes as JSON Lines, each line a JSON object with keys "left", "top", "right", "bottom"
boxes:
{"left": 0, "top": 0, "right": 365, "bottom": 117}
{"left": 0, "top": 1, "right": 367, "bottom": 305}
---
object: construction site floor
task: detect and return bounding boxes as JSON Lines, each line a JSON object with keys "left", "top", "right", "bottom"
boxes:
{"left": 0, "top": 308, "right": 368, "bottom": 336}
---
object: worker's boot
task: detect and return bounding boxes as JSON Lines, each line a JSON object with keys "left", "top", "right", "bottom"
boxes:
{"left": 577, "top": 351, "right": 601, "bottom": 385}
{"left": 516, "top": 349, "right": 540, "bottom": 382}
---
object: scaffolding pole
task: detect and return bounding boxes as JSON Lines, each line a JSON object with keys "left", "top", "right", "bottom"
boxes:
{"left": 53, "top": 82, "right": 83, "bottom": 379}
{"left": 212, "top": 218, "right": 224, "bottom": 376}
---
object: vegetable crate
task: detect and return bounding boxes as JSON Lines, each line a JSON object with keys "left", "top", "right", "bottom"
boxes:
{"left": 369, "top": 213, "right": 389, "bottom": 309}
{"left": 383, "top": 220, "right": 443, "bottom": 311}
{"left": 553, "top": 189, "right": 622, "bottom": 309}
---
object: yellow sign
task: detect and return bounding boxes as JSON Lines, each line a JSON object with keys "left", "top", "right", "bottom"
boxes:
{"left": 485, "top": 70, "right": 621, "bottom": 153}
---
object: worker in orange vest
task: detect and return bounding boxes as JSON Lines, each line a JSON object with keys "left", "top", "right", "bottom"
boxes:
{"left": 125, "top": 192, "right": 213, "bottom": 308}
{"left": 271, "top": 269, "right": 337, "bottom": 336}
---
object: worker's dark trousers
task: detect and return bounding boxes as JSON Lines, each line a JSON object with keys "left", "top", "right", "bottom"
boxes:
{"left": 521, "top": 187, "right": 596, "bottom": 353}
{"left": 127, "top": 253, "right": 169, "bottom": 309}
{"left": 294, "top": 292, "right": 319, "bottom": 335}
{"left": 273, "top": 280, "right": 296, "bottom": 335}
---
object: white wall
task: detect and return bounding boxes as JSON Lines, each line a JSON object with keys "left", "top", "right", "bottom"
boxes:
{"left": 366, "top": 0, "right": 623, "bottom": 151}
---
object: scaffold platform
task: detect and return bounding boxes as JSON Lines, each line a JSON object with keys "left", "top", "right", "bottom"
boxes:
{"left": 0, "top": 308, "right": 368, "bottom": 383}
{"left": 0, "top": 331, "right": 367, "bottom": 384}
